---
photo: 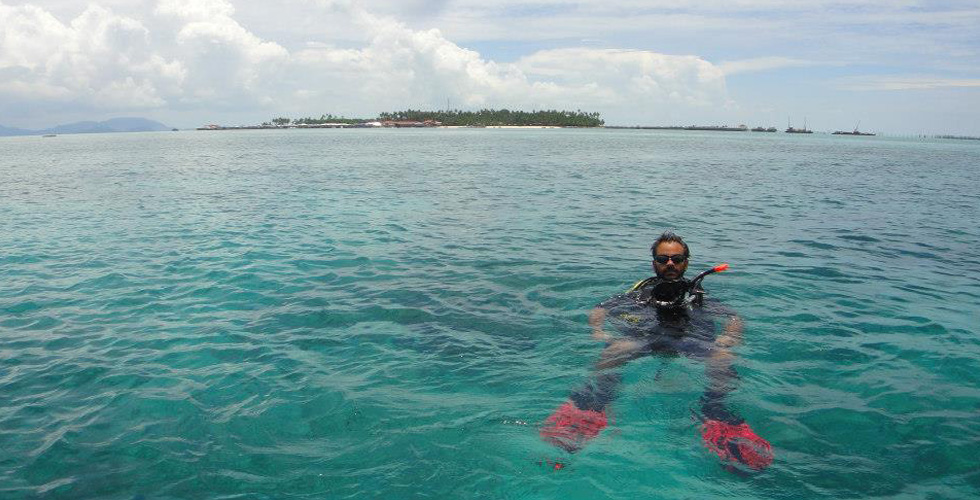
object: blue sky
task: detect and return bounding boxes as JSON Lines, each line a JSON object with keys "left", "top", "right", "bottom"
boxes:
{"left": 1, "top": 0, "right": 978, "bottom": 134}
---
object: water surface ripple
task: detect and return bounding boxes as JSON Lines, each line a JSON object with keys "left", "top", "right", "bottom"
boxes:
{"left": 1, "top": 130, "right": 978, "bottom": 499}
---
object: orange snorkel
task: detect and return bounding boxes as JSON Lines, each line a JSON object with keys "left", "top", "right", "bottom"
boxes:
{"left": 684, "top": 263, "right": 729, "bottom": 307}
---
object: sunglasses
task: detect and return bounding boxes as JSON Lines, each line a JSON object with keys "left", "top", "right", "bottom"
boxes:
{"left": 654, "top": 254, "right": 687, "bottom": 264}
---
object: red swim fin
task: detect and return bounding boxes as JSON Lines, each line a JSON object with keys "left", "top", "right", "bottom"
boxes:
{"left": 700, "top": 419, "right": 773, "bottom": 471}
{"left": 540, "top": 400, "right": 608, "bottom": 453}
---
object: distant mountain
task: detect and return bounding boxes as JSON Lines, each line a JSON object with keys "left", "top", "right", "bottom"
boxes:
{"left": 0, "top": 124, "right": 33, "bottom": 136}
{"left": 0, "top": 117, "right": 171, "bottom": 137}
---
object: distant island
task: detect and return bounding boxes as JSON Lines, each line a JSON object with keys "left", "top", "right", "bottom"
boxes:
{"left": 199, "top": 109, "right": 605, "bottom": 130}
{"left": 380, "top": 109, "right": 603, "bottom": 127}
{"left": 0, "top": 117, "right": 171, "bottom": 137}
{"left": 935, "top": 135, "right": 980, "bottom": 141}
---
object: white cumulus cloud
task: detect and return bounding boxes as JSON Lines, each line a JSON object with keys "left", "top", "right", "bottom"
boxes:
{"left": 287, "top": 10, "right": 533, "bottom": 112}
{"left": 0, "top": 0, "right": 732, "bottom": 126}
{"left": 154, "top": 0, "right": 288, "bottom": 106}
{"left": 285, "top": 9, "right": 730, "bottom": 121}
{"left": 0, "top": 1, "right": 184, "bottom": 109}
{"left": 517, "top": 48, "right": 728, "bottom": 107}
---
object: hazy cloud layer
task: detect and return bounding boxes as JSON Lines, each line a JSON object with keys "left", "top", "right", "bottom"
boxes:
{"left": 719, "top": 57, "right": 824, "bottom": 76}
{"left": 836, "top": 76, "right": 980, "bottom": 91}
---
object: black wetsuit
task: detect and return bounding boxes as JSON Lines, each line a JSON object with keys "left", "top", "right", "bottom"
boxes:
{"left": 597, "top": 279, "right": 735, "bottom": 360}
{"left": 571, "top": 279, "right": 743, "bottom": 424}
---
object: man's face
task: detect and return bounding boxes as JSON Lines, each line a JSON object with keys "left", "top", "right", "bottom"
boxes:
{"left": 653, "top": 241, "right": 688, "bottom": 280}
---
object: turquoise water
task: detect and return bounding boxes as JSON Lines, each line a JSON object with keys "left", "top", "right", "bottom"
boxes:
{"left": 1, "top": 129, "right": 978, "bottom": 499}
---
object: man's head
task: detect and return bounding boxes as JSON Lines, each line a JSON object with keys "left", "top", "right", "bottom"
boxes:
{"left": 651, "top": 231, "right": 690, "bottom": 280}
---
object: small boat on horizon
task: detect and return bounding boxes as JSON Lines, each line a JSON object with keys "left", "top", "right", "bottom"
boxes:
{"left": 42, "top": 134, "right": 56, "bottom": 138}
{"left": 785, "top": 117, "right": 813, "bottom": 134}
{"left": 751, "top": 126, "right": 777, "bottom": 132}
{"left": 832, "top": 122, "right": 875, "bottom": 136}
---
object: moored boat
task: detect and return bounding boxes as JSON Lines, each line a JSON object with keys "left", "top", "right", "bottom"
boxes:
{"left": 832, "top": 122, "right": 875, "bottom": 136}
{"left": 785, "top": 117, "right": 813, "bottom": 134}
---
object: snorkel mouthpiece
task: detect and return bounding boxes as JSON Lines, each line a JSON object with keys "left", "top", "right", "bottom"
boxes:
{"left": 652, "top": 280, "right": 689, "bottom": 304}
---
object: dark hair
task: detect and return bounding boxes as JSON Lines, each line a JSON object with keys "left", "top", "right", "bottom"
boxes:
{"left": 651, "top": 230, "right": 690, "bottom": 258}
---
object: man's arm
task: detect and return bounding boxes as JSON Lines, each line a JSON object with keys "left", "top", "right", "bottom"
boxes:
{"left": 588, "top": 306, "right": 611, "bottom": 341}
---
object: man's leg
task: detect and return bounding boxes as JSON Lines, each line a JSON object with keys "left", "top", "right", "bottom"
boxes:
{"left": 696, "top": 340, "right": 773, "bottom": 471}
{"left": 540, "top": 339, "right": 647, "bottom": 452}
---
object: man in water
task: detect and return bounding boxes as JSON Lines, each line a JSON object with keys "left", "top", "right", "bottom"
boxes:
{"left": 540, "top": 231, "right": 773, "bottom": 472}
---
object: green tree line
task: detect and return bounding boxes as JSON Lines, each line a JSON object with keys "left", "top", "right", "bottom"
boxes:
{"left": 264, "top": 114, "right": 369, "bottom": 126}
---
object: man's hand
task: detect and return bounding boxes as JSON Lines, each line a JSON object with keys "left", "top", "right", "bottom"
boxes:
{"left": 588, "top": 307, "right": 610, "bottom": 341}
{"left": 715, "top": 315, "right": 743, "bottom": 348}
